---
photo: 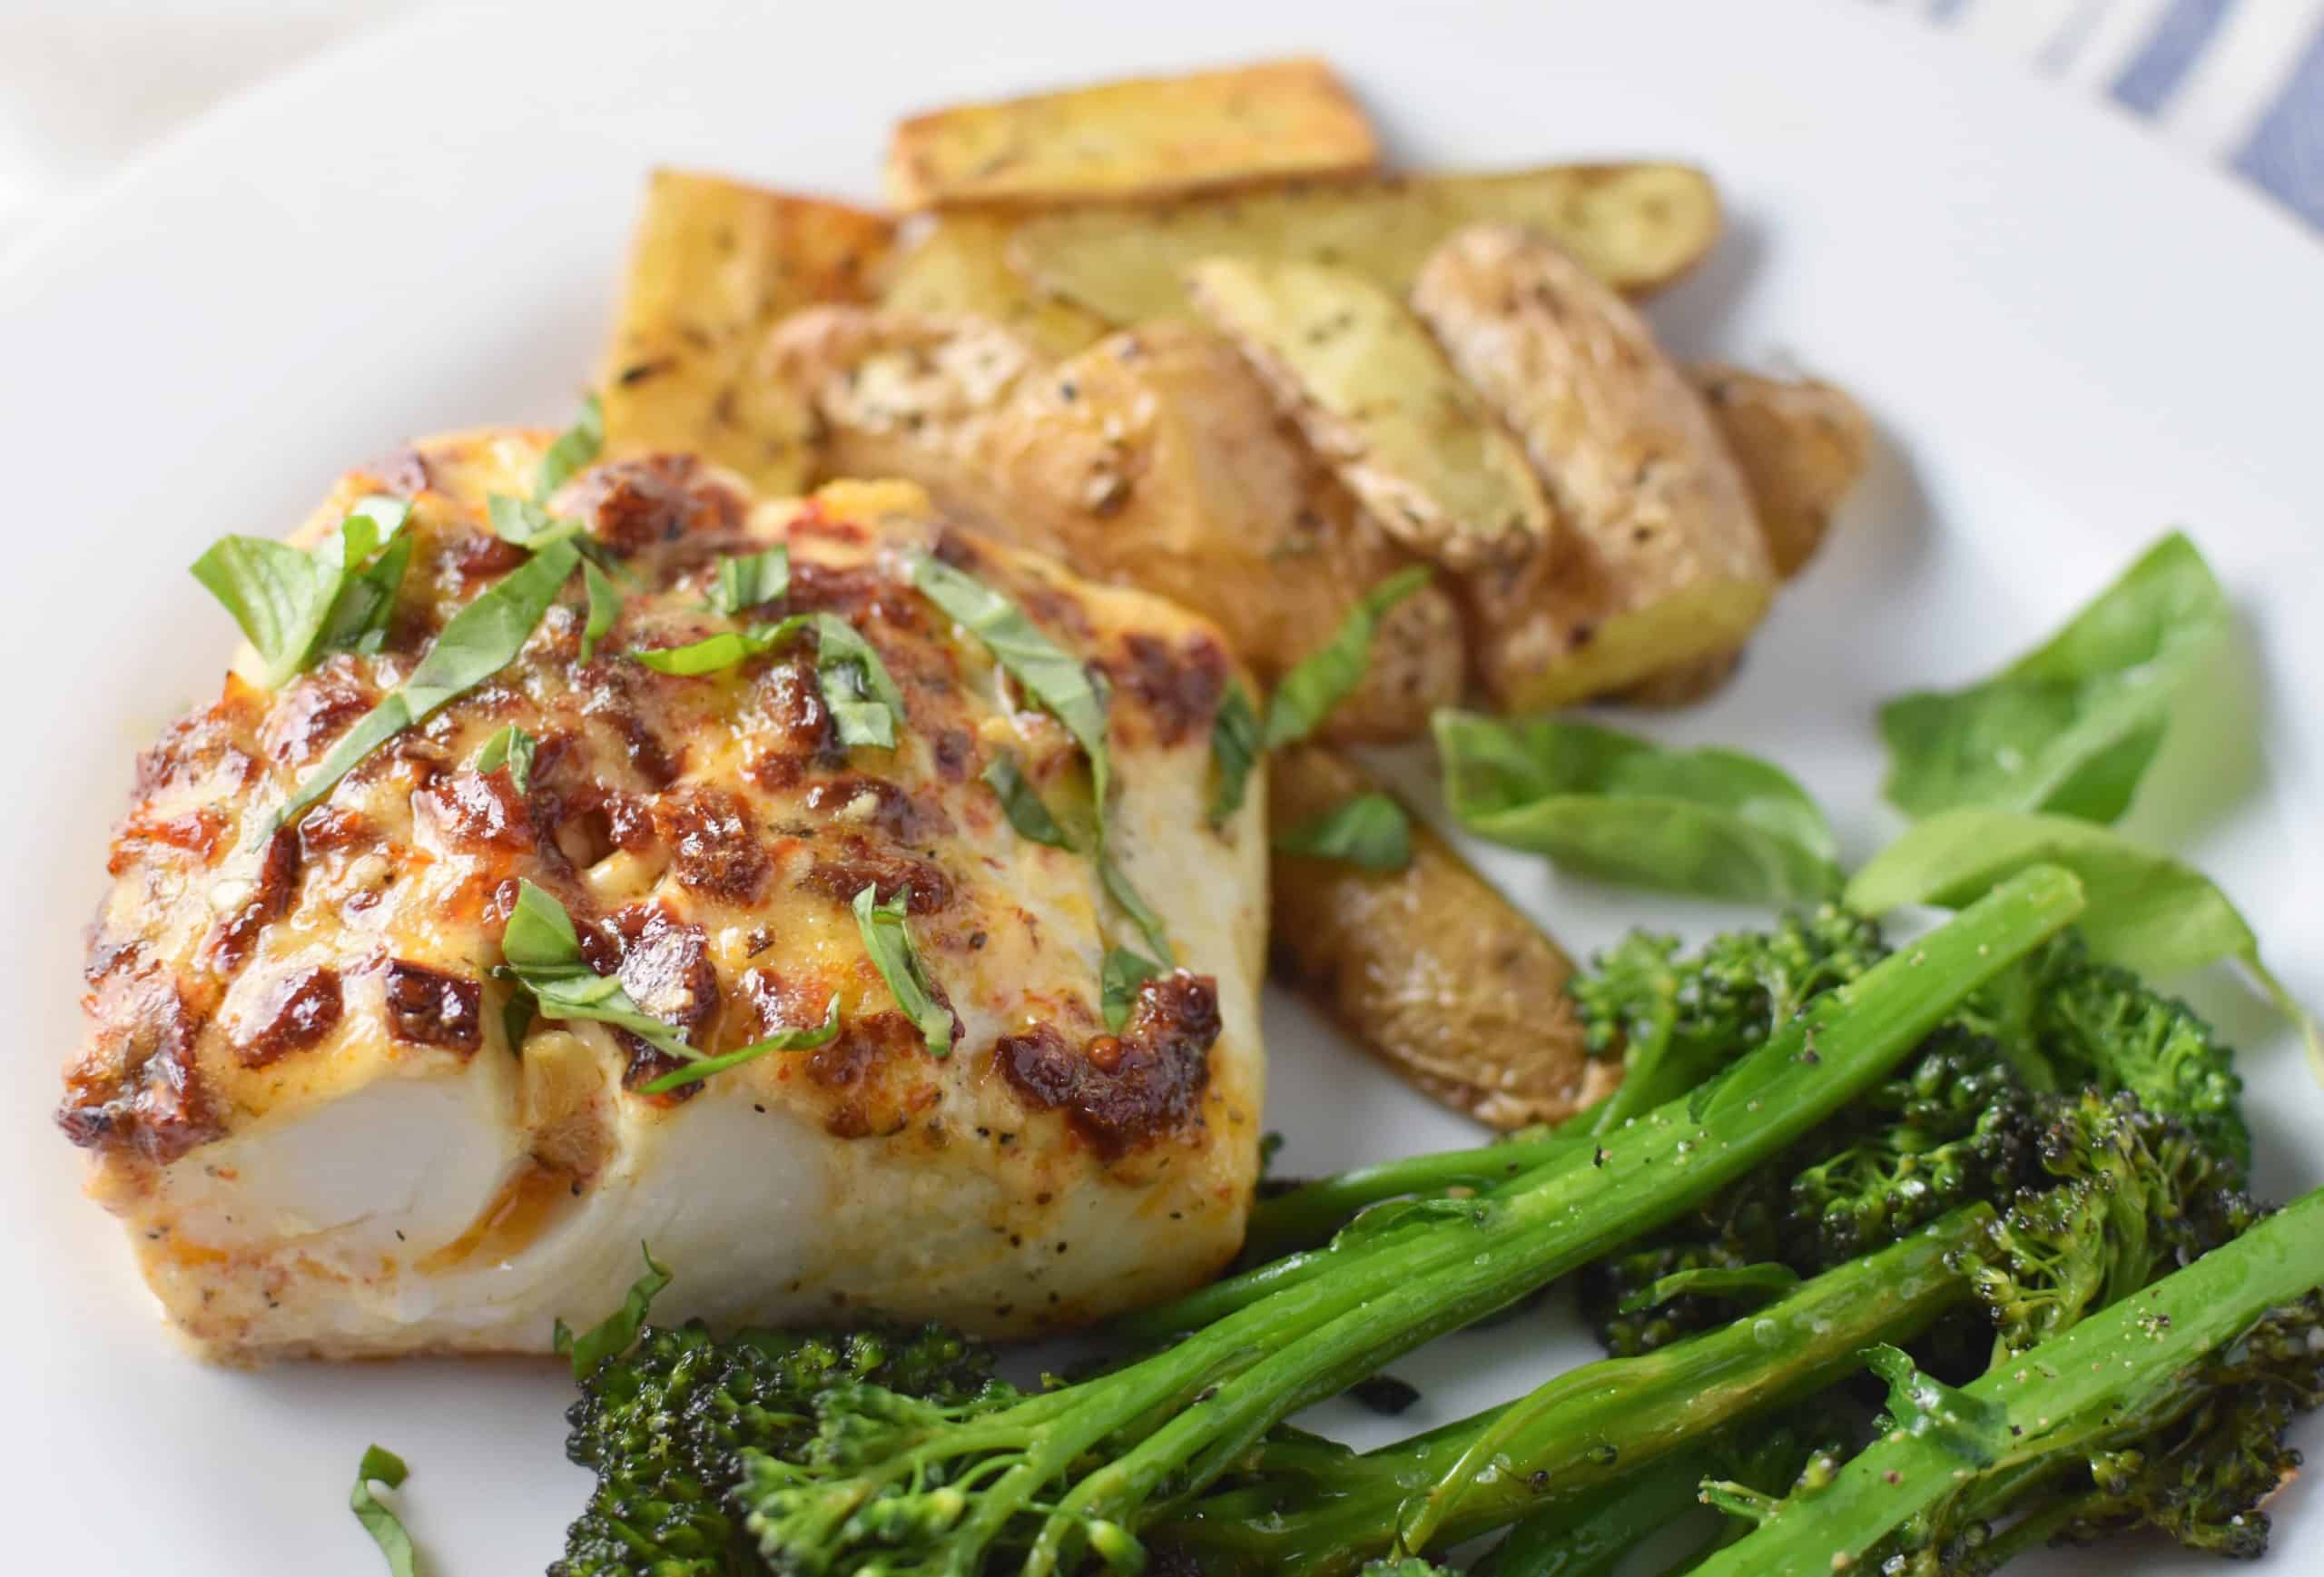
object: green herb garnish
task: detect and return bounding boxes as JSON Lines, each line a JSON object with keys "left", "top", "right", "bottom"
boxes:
{"left": 552, "top": 1241, "right": 671, "bottom": 1382}
{"left": 637, "top": 996, "right": 842, "bottom": 1095}
{"left": 1100, "top": 855, "right": 1172, "bottom": 961}
{"left": 812, "top": 614, "right": 908, "bottom": 749}
{"left": 471, "top": 724, "right": 537, "bottom": 793}
{"left": 1274, "top": 791, "right": 1413, "bottom": 872}
{"left": 982, "top": 751, "right": 1075, "bottom": 849}
{"left": 852, "top": 884, "right": 953, "bottom": 1057}
{"left": 1434, "top": 711, "right": 1841, "bottom": 903}
{"left": 579, "top": 558, "right": 622, "bottom": 664}
{"left": 499, "top": 878, "right": 697, "bottom": 1062}
{"left": 711, "top": 547, "right": 791, "bottom": 616}
{"left": 1264, "top": 566, "right": 1431, "bottom": 749}
{"left": 1099, "top": 946, "right": 1162, "bottom": 1032}
{"left": 350, "top": 1444, "right": 419, "bottom": 1577}
{"left": 1206, "top": 683, "right": 1262, "bottom": 829}
{"left": 536, "top": 393, "right": 605, "bottom": 502}
{"left": 488, "top": 493, "right": 583, "bottom": 551}
{"left": 191, "top": 495, "right": 412, "bottom": 685}
{"left": 631, "top": 616, "right": 809, "bottom": 677}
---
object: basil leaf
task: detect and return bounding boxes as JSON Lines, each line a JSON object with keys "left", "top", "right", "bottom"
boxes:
{"left": 1878, "top": 532, "right": 2228, "bottom": 823}
{"left": 500, "top": 879, "right": 698, "bottom": 1062}
{"left": 1264, "top": 566, "right": 1431, "bottom": 749}
{"left": 536, "top": 393, "right": 605, "bottom": 503}
{"left": 909, "top": 553, "right": 1108, "bottom": 809}
{"left": 1274, "top": 791, "right": 1413, "bottom": 872}
{"left": 579, "top": 558, "right": 622, "bottom": 664}
{"left": 1435, "top": 711, "right": 1842, "bottom": 903}
{"left": 638, "top": 995, "right": 842, "bottom": 1094}
{"left": 982, "top": 752, "right": 1074, "bottom": 849}
{"left": 556, "top": 1241, "right": 671, "bottom": 1381}
{"left": 318, "top": 529, "right": 414, "bottom": 656}
{"left": 471, "top": 724, "right": 537, "bottom": 793}
{"left": 711, "top": 547, "right": 790, "bottom": 616}
{"left": 488, "top": 493, "right": 582, "bottom": 551}
{"left": 631, "top": 615, "right": 808, "bottom": 677}
{"left": 852, "top": 884, "right": 953, "bottom": 1056}
{"left": 812, "top": 614, "right": 908, "bottom": 749}
{"left": 401, "top": 537, "right": 583, "bottom": 715}
{"left": 192, "top": 496, "right": 413, "bottom": 685}
{"left": 1099, "top": 946, "right": 1161, "bottom": 1032}
{"left": 1844, "top": 808, "right": 2319, "bottom": 1074}
{"left": 1206, "top": 683, "right": 1261, "bottom": 828}
{"left": 1100, "top": 856, "right": 1173, "bottom": 962}
{"left": 350, "top": 1445, "right": 419, "bottom": 1577}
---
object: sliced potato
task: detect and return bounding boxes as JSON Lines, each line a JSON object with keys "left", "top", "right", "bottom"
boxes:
{"left": 1186, "top": 258, "right": 1551, "bottom": 570}
{"left": 883, "top": 57, "right": 1379, "bottom": 210}
{"left": 766, "top": 310, "right": 1462, "bottom": 741}
{"left": 1690, "top": 362, "right": 1874, "bottom": 580}
{"left": 597, "top": 170, "right": 892, "bottom": 494}
{"left": 1269, "top": 745, "right": 1621, "bottom": 1129}
{"left": 1413, "top": 224, "right": 1772, "bottom": 710}
{"left": 1011, "top": 163, "right": 1718, "bottom": 327}
{"left": 878, "top": 213, "right": 1113, "bottom": 360}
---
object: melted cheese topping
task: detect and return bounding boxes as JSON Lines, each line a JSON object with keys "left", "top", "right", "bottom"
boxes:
{"left": 64, "top": 435, "right": 1267, "bottom": 1357}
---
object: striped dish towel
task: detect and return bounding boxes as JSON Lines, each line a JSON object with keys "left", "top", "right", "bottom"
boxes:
{"left": 1898, "top": 0, "right": 2324, "bottom": 229}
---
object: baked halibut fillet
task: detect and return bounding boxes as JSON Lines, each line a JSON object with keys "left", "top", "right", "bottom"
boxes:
{"left": 61, "top": 436, "right": 1266, "bottom": 1360}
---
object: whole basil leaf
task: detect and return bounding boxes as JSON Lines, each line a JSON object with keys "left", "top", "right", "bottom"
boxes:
{"left": 638, "top": 996, "right": 842, "bottom": 1094}
{"left": 1435, "top": 711, "right": 1842, "bottom": 903}
{"left": 1846, "top": 808, "right": 2319, "bottom": 1074}
{"left": 536, "top": 393, "right": 604, "bottom": 502}
{"left": 1877, "top": 531, "right": 2228, "bottom": 823}
{"left": 1274, "top": 791, "right": 1413, "bottom": 872}
{"left": 350, "top": 1445, "right": 419, "bottom": 1577}
{"left": 1265, "top": 566, "right": 1431, "bottom": 749}
{"left": 1206, "top": 683, "right": 1262, "bottom": 828}
{"left": 852, "top": 884, "right": 954, "bottom": 1056}
{"left": 1099, "top": 946, "right": 1162, "bottom": 1032}
{"left": 812, "top": 613, "right": 908, "bottom": 749}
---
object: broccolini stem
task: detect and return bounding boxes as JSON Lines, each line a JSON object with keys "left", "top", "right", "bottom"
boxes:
{"left": 1690, "top": 1180, "right": 2324, "bottom": 1577}
{"left": 1236, "top": 1126, "right": 1577, "bottom": 1267}
{"left": 1159, "top": 1207, "right": 1990, "bottom": 1575}
{"left": 1469, "top": 1444, "right": 1722, "bottom": 1577}
{"left": 1035, "top": 869, "right": 2083, "bottom": 1565}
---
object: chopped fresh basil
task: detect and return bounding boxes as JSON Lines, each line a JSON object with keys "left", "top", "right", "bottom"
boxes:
{"left": 487, "top": 493, "right": 582, "bottom": 551}
{"left": 1100, "top": 855, "right": 1173, "bottom": 961}
{"left": 982, "top": 751, "right": 1074, "bottom": 849}
{"left": 1845, "top": 809, "right": 2319, "bottom": 1075}
{"left": 638, "top": 996, "right": 842, "bottom": 1094}
{"left": 1878, "top": 532, "right": 2229, "bottom": 824}
{"left": 579, "top": 558, "right": 622, "bottom": 664}
{"left": 191, "top": 495, "right": 413, "bottom": 685}
{"left": 1206, "top": 683, "right": 1262, "bottom": 828}
{"left": 812, "top": 614, "right": 908, "bottom": 749}
{"left": 499, "top": 878, "right": 698, "bottom": 1062}
{"left": 631, "top": 615, "right": 808, "bottom": 676}
{"left": 267, "top": 537, "right": 582, "bottom": 837}
{"left": 350, "top": 1445, "right": 419, "bottom": 1577}
{"left": 470, "top": 725, "right": 537, "bottom": 793}
{"left": 552, "top": 1241, "right": 670, "bottom": 1382}
{"left": 1099, "top": 946, "right": 1162, "bottom": 1032}
{"left": 536, "top": 393, "right": 605, "bottom": 502}
{"left": 1264, "top": 566, "right": 1431, "bottom": 749}
{"left": 909, "top": 553, "right": 1109, "bottom": 811}
{"left": 1274, "top": 791, "right": 1413, "bottom": 872}
{"left": 852, "top": 884, "right": 953, "bottom": 1056}
{"left": 711, "top": 547, "right": 790, "bottom": 616}
{"left": 1434, "top": 711, "right": 1842, "bottom": 904}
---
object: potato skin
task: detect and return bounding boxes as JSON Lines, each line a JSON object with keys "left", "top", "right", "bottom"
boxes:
{"left": 1690, "top": 362, "right": 1873, "bottom": 581}
{"left": 768, "top": 310, "right": 1463, "bottom": 743}
{"left": 1268, "top": 746, "right": 1621, "bottom": 1129}
{"left": 1415, "top": 224, "right": 1774, "bottom": 712}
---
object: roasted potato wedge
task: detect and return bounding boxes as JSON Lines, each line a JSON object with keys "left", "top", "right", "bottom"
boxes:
{"left": 765, "top": 310, "right": 1462, "bottom": 742}
{"left": 597, "top": 170, "right": 892, "bottom": 495}
{"left": 1690, "top": 362, "right": 1874, "bottom": 580}
{"left": 1010, "top": 163, "right": 1718, "bottom": 327}
{"left": 884, "top": 57, "right": 1380, "bottom": 210}
{"left": 1415, "top": 224, "right": 1773, "bottom": 710}
{"left": 1269, "top": 746, "right": 1621, "bottom": 1129}
{"left": 879, "top": 212, "right": 1113, "bottom": 360}
{"left": 1187, "top": 257, "right": 1551, "bottom": 570}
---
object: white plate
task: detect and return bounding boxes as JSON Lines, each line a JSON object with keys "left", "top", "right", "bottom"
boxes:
{"left": 4, "top": 1, "right": 2320, "bottom": 1571}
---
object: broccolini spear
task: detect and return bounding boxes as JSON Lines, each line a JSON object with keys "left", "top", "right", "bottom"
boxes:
{"left": 1691, "top": 1182, "right": 2324, "bottom": 1577}
{"left": 731, "top": 869, "right": 2083, "bottom": 1575}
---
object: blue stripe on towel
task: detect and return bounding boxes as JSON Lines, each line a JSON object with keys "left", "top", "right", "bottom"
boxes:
{"left": 2233, "top": 16, "right": 2324, "bottom": 226}
{"left": 2112, "top": 0, "right": 2240, "bottom": 114}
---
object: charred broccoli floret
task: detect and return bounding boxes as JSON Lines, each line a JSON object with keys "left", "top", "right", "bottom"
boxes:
{"left": 552, "top": 1321, "right": 1000, "bottom": 1577}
